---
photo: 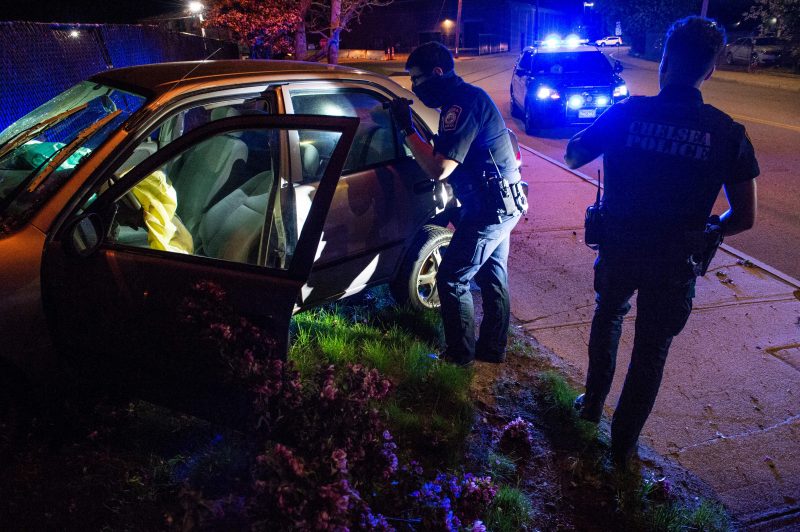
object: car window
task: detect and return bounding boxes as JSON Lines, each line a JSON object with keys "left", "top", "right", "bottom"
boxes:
{"left": 531, "top": 51, "right": 612, "bottom": 75}
{"left": 287, "top": 89, "right": 399, "bottom": 176}
{"left": 110, "top": 96, "right": 274, "bottom": 189}
{"left": 106, "top": 126, "right": 342, "bottom": 270}
{"left": 754, "top": 38, "right": 782, "bottom": 46}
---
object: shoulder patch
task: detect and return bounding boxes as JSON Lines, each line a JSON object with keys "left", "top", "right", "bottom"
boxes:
{"left": 442, "top": 105, "right": 463, "bottom": 131}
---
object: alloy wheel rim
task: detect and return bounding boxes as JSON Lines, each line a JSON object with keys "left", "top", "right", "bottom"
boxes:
{"left": 415, "top": 243, "right": 447, "bottom": 308}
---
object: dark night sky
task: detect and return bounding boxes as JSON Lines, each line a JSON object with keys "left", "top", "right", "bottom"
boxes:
{"left": 1, "top": 0, "right": 185, "bottom": 24}
{"left": 1, "top": 0, "right": 755, "bottom": 26}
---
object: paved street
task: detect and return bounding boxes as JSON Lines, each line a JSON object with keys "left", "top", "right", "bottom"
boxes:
{"left": 423, "top": 52, "right": 800, "bottom": 280}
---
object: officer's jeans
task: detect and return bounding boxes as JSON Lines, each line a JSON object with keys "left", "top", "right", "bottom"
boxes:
{"left": 584, "top": 255, "right": 696, "bottom": 457}
{"left": 437, "top": 212, "right": 521, "bottom": 364}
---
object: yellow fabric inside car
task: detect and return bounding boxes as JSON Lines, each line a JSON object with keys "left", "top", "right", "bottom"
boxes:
{"left": 130, "top": 170, "right": 194, "bottom": 254}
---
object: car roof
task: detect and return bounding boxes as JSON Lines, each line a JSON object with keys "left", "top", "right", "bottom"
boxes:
{"left": 90, "top": 60, "right": 376, "bottom": 98}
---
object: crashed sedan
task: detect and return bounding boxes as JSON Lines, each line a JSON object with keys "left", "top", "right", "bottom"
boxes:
{"left": 0, "top": 60, "right": 457, "bottom": 415}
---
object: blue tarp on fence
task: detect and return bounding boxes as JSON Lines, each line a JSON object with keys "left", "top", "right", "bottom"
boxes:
{"left": 0, "top": 22, "right": 238, "bottom": 132}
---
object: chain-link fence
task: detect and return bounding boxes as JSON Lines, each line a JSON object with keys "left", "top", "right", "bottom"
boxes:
{"left": 0, "top": 22, "right": 239, "bottom": 132}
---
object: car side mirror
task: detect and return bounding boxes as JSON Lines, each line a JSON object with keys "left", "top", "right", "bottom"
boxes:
{"left": 613, "top": 60, "right": 624, "bottom": 73}
{"left": 64, "top": 213, "right": 104, "bottom": 257}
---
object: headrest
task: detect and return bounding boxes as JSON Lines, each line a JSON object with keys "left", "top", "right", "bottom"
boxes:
{"left": 210, "top": 106, "right": 241, "bottom": 121}
{"left": 370, "top": 103, "right": 392, "bottom": 128}
{"left": 300, "top": 143, "right": 320, "bottom": 179}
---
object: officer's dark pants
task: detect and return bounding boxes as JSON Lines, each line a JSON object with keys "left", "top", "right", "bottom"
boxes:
{"left": 437, "top": 211, "right": 521, "bottom": 364}
{"left": 584, "top": 255, "right": 696, "bottom": 459}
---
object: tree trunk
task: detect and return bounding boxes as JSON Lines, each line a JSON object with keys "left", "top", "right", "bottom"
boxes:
{"left": 328, "top": 0, "right": 342, "bottom": 64}
{"left": 294, "top": 19, "right": 307, "bottom": 61}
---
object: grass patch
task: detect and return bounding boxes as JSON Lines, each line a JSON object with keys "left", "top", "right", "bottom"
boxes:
{"left": 485, "top": 486, "right": 533, "bottom": 532}
{"left": 288, "top": 296, "right": 473, "bottom": 467}
{"left": 485, "top": 451, "right": 519, "bottom": 484}
{"left": 642, "top": 499, "right": 731, "bottom": 532}
{"left": 537, "top": 371, "right": 598, "bottom": 445}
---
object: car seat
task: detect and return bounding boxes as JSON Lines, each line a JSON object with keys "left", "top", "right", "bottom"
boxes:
{"left": 171, "top": 107, "right": 248, "bottom": 235}
{"left": 197, "top": 170, "right": 273, "bottom": 264}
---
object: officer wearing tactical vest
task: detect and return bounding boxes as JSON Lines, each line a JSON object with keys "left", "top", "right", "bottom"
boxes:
{"left": 565, "top": 17, "right": 759, "bottom": 465}
{"left": 388, "top": 41, "right": 527, "bottom": 367}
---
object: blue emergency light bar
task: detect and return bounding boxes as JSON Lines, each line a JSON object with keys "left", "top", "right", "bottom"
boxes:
{"left": 532, "top": 34, "right": 590, "bottom": 48}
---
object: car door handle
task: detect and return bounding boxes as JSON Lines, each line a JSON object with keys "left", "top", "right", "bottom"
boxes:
{"left": 413, "top": 179, "right": 435, "bottom": 194}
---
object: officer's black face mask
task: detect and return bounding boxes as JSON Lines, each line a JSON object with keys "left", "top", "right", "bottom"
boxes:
{"left": 412, "top": 70, "right": 456, "bottom": 108}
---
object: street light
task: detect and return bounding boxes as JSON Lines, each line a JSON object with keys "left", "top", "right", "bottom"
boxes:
{"left": 188, "top": 1, "right": 206, "bottom": 38}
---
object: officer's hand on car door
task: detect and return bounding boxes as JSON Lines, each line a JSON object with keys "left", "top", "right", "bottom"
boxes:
{"left": 386, "top": 98, "right": 416, "bottom": 136}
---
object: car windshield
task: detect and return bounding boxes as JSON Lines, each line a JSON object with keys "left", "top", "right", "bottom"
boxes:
{"left": 0, "top": 82, "right": 146, "bottom": 232}
{"left": 754, "top": 37, "right": 783, "bottom": 46}
{"left": 531, "top": 51, "right": 612, "bottom": 75}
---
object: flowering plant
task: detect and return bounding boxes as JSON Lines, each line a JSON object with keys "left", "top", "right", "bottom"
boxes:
{"left": 180, "top": 281, "right": 497, "bottom": 530}
{"left": 498, "top": 417, "right": 535, "bottom": 456}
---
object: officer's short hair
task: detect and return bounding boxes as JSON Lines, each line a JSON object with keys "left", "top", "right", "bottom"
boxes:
{"left": 406, "top": 42, "right": 455, "bottom": 74}
{"left": 664, "top": 16, "right": 726, "bottom": 80}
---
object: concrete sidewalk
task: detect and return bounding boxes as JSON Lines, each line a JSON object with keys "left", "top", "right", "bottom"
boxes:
{"left": 615, "top": 50, "right": 800, "bottom": 92}
{"left": 508, "top": 147, "right": 800, "bottom": 528}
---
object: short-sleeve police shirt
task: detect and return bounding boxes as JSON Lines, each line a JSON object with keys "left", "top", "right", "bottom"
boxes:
{"left": 433, "top": 76, "right": 520, "bottom": 191}
{"left": 576, "top": 85, "right": 759, "bottom": 250}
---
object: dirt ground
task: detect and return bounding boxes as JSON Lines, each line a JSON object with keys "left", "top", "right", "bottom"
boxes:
{"left": 465, "top": 315, "right": 730, "bottom": 530}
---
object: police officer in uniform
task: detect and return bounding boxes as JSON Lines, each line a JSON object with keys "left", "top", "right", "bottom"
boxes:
{"left": 565, "top": 17, "right": 758, "bottom": 465}
{"left": 389, "top": 41, "right": 526, "bottom": 366}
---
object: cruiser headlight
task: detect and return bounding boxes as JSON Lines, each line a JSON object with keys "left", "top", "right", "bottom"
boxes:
{"left": 613, "top": 84, "right": 628, "bottom": 98}
{"left": 536, "top": 86, "right": 560, "bottom": 100}
{"left": 567, "top": 95, "right": 584, "bottom": 109}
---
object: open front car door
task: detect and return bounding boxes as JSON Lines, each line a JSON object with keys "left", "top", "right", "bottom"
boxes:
{"left": 41, "top": 114, "right": 358, "bottom": 421}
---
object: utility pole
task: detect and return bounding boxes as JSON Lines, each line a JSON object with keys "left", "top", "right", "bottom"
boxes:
{"left": 534, "top": 0, "right": 540, "bottom": 42}
{"left": 455, "top": 0, "right": 463, "bottom": 58}
{"left": 700, "top": 0, "right": 709, "bottom": 17}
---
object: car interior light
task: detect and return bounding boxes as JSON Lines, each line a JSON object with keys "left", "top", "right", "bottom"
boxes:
{"left": 568, "top": 95, "right": 584, "bottom": 109}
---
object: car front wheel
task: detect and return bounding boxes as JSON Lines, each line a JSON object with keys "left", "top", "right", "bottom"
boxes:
{"left": 391, "top": 224, "right": 452, "bottom": 310}
{"left": 726, "top": 53, "right": 734, "bottom": 65}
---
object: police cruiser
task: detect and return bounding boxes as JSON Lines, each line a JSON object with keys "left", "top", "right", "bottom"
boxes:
{"left": 510, "top": 35, "right": 628, "bottom": 133}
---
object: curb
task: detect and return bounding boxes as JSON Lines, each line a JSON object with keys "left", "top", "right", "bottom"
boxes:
{"left": 520, "top": 143, "right": 800, "bottom": 290}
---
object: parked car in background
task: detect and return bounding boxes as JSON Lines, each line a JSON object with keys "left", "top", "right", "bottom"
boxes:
{"left": 595, "top": 36, "right": 622, "bottom": 47}
{"left": 724, "top": 36, "right": 788, "bottom": 66}
{"left": 0, "top": 60, "right": 463, "bottom": 418}
{"left": 510, "top": 41, "right": 628, "bottom": 133}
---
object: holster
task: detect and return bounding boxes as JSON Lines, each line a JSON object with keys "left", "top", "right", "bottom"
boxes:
{"left": 685, "top": 217, "right": 723, "bottom": 277}
{"left": 485, "top": 171, "right": 527, "bottom": 217}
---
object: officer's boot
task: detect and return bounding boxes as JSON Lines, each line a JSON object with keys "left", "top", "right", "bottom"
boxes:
{"left": 573, "top": 393, "right": 604, "bottom": 423}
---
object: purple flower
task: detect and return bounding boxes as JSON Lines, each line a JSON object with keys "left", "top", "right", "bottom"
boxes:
{"left": 331, "top": 448, "right": 348, "bottom": 473}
